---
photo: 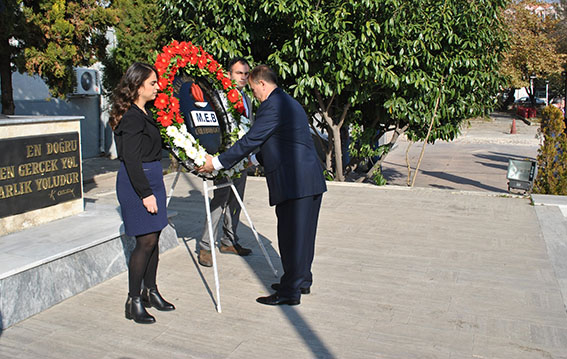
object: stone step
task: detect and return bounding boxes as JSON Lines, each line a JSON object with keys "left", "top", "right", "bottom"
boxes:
{"left": 0, "top": 202, "right": 179, "bottom": 329}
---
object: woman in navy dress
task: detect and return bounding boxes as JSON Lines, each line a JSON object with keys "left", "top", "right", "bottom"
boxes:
{"left": 110, "top": 63, "right": 175, "bottom": 324}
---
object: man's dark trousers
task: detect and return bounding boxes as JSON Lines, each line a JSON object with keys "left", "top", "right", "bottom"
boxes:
{"left": 275, "top": 193, "right": 323, "bottom": 300}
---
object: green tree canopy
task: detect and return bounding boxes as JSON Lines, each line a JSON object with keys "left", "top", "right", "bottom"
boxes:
{"left": 159, "top": 0, "right": 253, "bottom": 63}
{"left": 160, "top": 0, "right": 509, "bottom": 183}
{"left": 555, "top": 0, "right": 567, "bottom": 54}
{"left": 99, "top": 0, "right": 166, "bottom": 93}
{"left": 0, "top": 0, "right": 117, "bottom": 114}
{"left": 500, "top": 0, "right": 564, "bottom": 102}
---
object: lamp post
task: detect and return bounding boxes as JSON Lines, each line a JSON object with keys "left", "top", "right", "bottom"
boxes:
{"left": 545, "top": 80, "right": 549, "bottom": 106}
{"left": 529, "top": 74, "right": 537, "bottom": 105}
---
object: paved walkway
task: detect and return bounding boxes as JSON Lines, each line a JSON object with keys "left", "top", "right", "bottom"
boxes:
{"left": 1, "top": 113, "right": 567, "bottom": 358}
{"left": 382, "top": 112, "right": 540, "bottom": 192}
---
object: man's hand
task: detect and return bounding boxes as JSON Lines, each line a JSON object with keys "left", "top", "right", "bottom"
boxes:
{"left": 198, "top": 154, "right": 215, "bottom": 173}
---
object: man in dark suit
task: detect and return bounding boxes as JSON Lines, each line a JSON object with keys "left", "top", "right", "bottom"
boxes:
{"left": 199, "top": 65, "right": 327, "bottom": 306}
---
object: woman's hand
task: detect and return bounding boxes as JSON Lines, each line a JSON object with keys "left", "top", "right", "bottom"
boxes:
{"left": 142, "top": 194, "right": 158, "bottom": 214}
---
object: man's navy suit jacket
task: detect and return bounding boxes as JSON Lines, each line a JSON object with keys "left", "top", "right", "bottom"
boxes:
{"left": 218, "top": 87, "right": 327, "bottom": 206}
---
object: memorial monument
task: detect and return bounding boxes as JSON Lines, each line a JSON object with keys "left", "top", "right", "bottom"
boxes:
{"left": 0, "top": 115, "right": 84, "bottom": 236}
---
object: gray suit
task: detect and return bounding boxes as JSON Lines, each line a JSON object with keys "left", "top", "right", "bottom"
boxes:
{"left": 199, "top": 91, "right": 253, "bottom": 251}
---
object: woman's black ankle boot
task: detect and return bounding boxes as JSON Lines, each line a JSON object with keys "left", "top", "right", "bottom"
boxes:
{"left": 125, "top": 295, "right": 156, "bottom": 324}
{"left": 142, "top": 287, "right": 175, "bottom": 311}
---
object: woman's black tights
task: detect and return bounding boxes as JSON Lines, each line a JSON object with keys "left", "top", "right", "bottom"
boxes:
{"left": 128, "top": 231, "right": 160, "bottom": 297}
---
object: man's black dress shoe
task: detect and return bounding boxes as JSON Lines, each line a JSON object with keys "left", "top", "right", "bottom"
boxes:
{"left": 256, "top": 293, "right": 300, "bottom": 306}
{"left": 271, "top": 283, "right": 310, "bottom": 295}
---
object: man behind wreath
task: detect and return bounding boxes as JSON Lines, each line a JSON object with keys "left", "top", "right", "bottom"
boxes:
{"left": 197, "top": 58, "right": 254, "bottom": 267}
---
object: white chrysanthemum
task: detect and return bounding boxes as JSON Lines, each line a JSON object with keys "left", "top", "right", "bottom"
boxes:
{"left": 224, "top": 168, "right": 234, "bottom": 178}
{"left": 166, "top": 126, "right": 178, "bottom": 137}
{"left": 195, "top": 151, "right": 207, "bottom": 166}
{"left": 187, "top": 133, "right": 196, "bottom": 144}
{"left": 181, "top": 138, "right": 193, "bottom": 150}
{"left": 187, "top": 146, "right": 198, "bottom": 159}
{"left": 173, "top": 133, "right": 185, "bottom": 147}
{"left": 179, "top": 124, "right": 188, "bottom": 135}
{"left": 237, "top": 129, "right": 245, "bottom": 139}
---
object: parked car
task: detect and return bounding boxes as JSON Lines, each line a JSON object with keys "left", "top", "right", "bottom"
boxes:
{"left": 514, "top": 96, "right": 546, "bottom": 107}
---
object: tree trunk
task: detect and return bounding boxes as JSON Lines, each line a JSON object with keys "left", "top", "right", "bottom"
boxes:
{"left": 325, "top": 145, "right": 333, "bottom": 173}
{"left": 319, "top": 110, "right": 337, "bottom": 177}
{"left": 409, "top": 84, "right": 443, "bottom": 187}
{"left": 330, "top": 124, "right": 343, "bottom": 181}
{"left": 405, "top": 141, "right": 413, "bottom": 186}
{"left": 323, "top": 103, "right": 350, "bottom": 181}
{"left": 526, "top": 86, "right": 536, "bottom": 107}
{"left": 314, "top": 89, "right": 350, "bottom": 181}
{"left": 0, "top": 35, "right": 15, "bottom": 115}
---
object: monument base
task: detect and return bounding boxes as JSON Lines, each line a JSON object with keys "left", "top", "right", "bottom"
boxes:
{"left": 0, "top": 202, "right": 179, "bottom": 330}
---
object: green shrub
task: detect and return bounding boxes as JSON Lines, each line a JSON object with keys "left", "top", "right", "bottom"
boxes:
{"left": 372, "top": 169, "right": 387, "bottom": 186}
{"left": 533, "top": 106, "right": 567, "bottom": 195}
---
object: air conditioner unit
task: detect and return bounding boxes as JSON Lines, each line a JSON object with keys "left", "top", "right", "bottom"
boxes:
{"left": 73, "top": 68, "right": 100, "bottom": 96}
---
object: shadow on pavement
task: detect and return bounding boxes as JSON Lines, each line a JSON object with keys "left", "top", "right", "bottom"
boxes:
{"left": 382, "top": 165, "right": 407, "bottom": 182}
{"left": 474, "top": 151, "right": 536, "bottom": 164}
{"left": 474, "top": 161, "right": 508, "bottom": 171}
{"left": 420, "top": 170, "right": 505, "bottom": 192}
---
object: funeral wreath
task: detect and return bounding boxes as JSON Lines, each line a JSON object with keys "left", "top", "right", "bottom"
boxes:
{"left": 152, "top": 40, "right": 249, "bottom": 178}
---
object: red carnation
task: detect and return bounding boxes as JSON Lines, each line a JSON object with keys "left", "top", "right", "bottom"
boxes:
{"left": 179, "top": 41, "right": 190, "bottom": 53}
{"left": 232, "top": 100, "right": 244, "bottom": 114}
{"left": 234, "top": 100, "right": 245, "bottom": 114}
{"left": 189, "top": 53, "right": 198, "bottom": 65}
{"left": 227, "top": 89, "right": 240, "bottom": 103}
{"left": 155, "top": 54, "right": 171, "bottom": 74}
{"left": 222, "top": 77, "right": 233, "bottom": 90}
{"left": 197, "top": 56, "right": 207, "bottom": 69}
{"left": 158, "top": 78, "right": 169, "bottom": 90}
{"left": 216, "top": 70, "right": 225, "bottom": 81}
{"left": 162, "top": 46, "right": 174, "bottom": 56}
{"left": 157, "top": 110, "right": 173, "bottom": 127}
{"left": 169, "top": 96, "right": 180, "bottom": 113}
{"left": 154, "top": 93, "right": 169, "bottom": 110}
{"left": 177, "top": 56, "right": 188, "bottom": 68}
{"left": 208, "top": 60, "right": 218, "bottom": 73}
